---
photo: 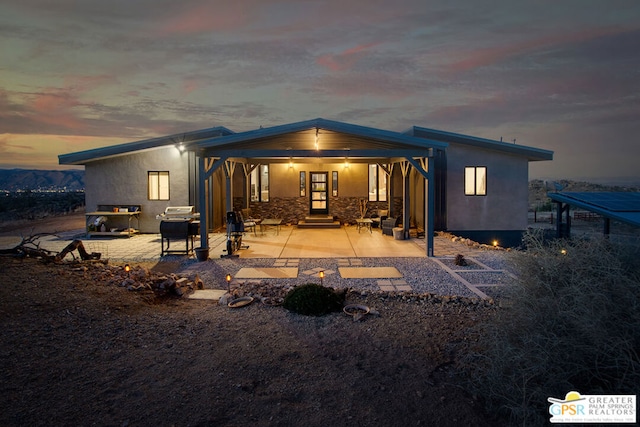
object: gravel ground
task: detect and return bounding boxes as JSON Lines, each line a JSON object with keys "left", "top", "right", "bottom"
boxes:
{"left": 179, "top": 251, "right": 513, "bottom": 299}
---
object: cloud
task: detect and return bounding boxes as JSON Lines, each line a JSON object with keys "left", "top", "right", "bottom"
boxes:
{"left": 316, "top": 43, "right": 380, "bottom": 72}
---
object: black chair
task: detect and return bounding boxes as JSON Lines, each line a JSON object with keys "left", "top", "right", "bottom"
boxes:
{"left": 381, "top": 216, "right": 401, "bottom": 236}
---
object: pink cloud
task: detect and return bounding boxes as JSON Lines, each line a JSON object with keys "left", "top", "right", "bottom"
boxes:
{"left": 156, "top": 3, "right": 252, "bottom": 36}
{"left": 29, "top": 89, "right": 86, "bottom": 131}
{"left": 448, "top": 27, "right": 624, "bottom": 73}
{"left": 316, "top": 43, "right": 379, "bottom": 72}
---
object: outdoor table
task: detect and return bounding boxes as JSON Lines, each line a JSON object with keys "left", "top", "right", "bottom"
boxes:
{"left": 260, "top": 218, "right": 282, "bottom": 235}
{"left": 356, "top": 218, "right": 373, "bottom": 233}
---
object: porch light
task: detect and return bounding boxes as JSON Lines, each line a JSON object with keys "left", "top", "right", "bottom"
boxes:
{"left": 225, "top": 273, "right": 232, "bottom": 292}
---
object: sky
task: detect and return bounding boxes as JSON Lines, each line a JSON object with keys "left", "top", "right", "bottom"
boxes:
{"left": 1, "top": 0, "right": 639, "bottom": 182}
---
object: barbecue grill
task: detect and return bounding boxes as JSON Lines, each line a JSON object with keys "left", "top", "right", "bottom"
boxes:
{"left": 157, "top": 206, "right": 200, "bottom": 256}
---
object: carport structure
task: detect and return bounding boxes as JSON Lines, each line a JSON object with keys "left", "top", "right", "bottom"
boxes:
{"left": 548, "top": 191, "right": 640, "bottom": 238}
{"left": 193, "top": 118, "right": 448, "bottom": 256}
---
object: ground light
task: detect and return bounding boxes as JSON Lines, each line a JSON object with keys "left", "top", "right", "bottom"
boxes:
{"left": 492, "top": 240, "right": 499, "bottom": 247}
{"left": 225, "top": 273, "right": 232, "bottom": 293}
{"left": 319, "top": 270, "right": 324, "bottom": 285}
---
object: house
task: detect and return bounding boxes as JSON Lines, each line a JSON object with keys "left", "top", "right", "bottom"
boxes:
{"left": 59, "top": 118, "right": 553, "bottom": 255}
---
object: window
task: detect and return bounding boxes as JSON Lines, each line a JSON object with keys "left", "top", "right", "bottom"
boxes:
{"left": 250, "top": 165, "right": 269, "bottom": 202}
{"left": 148, "top": 171, "right": 169, "bottom": 200}
{"left": 368, "top": 164, "right": 387, "bottom": 201}
{"left": 299, "top": 171, "right": 306, "bottom": 197}
{"left": 465, "top": 166, "right": 487, "bottom": 196}
{"left": 332, "top": 171, "right": 338, "bottom": 197}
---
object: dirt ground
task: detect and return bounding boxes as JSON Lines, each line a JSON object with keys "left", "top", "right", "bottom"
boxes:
{"left": 0, "top": 215, "right": 500, "bottom": 426}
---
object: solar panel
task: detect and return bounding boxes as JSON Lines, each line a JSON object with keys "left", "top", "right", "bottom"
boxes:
{"left": 562, "top": 192, "right": 640, "bottom": 212}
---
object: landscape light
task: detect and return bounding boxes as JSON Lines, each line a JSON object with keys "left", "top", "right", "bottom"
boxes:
{"left": 124, "top": 264, "right": 130, "bottom": 273}
{"left": 225, "top": 273, "right": 232, "bottom": 292}
{"left": 319, "top": 270, "right": 324, "bottom": 285}
{"left": 560, "top": 248, "right": 568, "bottom": 255}
{"left": 492, "top": 240, "right": 499, "bottom": 247}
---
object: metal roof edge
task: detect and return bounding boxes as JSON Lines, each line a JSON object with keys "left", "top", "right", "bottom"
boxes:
{"left": 197, "top": 118, "right": 448, "bottom": 150}
{"left": 547, "top": 192, "right": 640, "bottom": 227}
{"left": 58, "top": 126, "right": 234, "bottom": 165}
{"left": 409, "top": 126, "right": 553, "bottom": 161}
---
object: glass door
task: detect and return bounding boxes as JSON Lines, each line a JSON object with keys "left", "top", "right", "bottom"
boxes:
{"left": 310, "top": 172, "right": 328, "bottom": 215}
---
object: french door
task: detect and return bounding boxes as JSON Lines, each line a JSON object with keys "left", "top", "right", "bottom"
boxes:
{"left": 309, "top": 172, "right": 328, "bottom": 215}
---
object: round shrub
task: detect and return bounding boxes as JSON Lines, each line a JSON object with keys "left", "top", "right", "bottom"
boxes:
{"left": 283, "top": 283, "right": 345, "bottom": 316}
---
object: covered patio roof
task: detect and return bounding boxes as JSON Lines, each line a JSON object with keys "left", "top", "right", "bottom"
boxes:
{"left": 195, "top": 118, "right": 449, "bottom": 164}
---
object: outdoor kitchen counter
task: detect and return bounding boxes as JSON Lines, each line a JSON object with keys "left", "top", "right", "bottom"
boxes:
{"left": 86, "top": 206, "right": 141, "bottom": 238}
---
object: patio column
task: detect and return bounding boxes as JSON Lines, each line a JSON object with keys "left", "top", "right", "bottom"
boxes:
{"left": 426, "top": 156, "right": 435, "bottom": 257}
{"left": 224, "top": 160, "right": 236, "bottom": 213}
{"left": 400, "top": 161, "right": 411, "bottom": 240}
{"left": 198, "top": 155, "right": 208, "bottom": 249}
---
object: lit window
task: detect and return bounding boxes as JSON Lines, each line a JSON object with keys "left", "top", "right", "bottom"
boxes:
{"left": 148, "top": 171, "right": 169, "bottom": 200}
{"left": 368, "top": 164, "right": 388, "bottom": 201}
{"left": 465, "top": 167, "right": 486, "bottom": 196}
{"left": 250, "top": 165, "right": 269, "bottom": 202}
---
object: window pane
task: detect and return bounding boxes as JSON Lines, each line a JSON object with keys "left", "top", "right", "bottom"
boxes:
{"left": 464, "top": 167, "right": 475, "bottom": 195}
{"left": 260, "top": 165, "right": 269, "bottom": 202}
{"left": 378, "top": 169, "right": 387, "bottom": 201}
{"left": 369, "top": 164, "right": 377, "bottom": 201}
{"left": 148, "top": 172, "right": 159, "bottom": 200}
{"left": 332, "top": 171, "right": 338, "bottom": 197}
{"left": 250, "top": 168, "right": 258, "bottom": 201}
{"left": 158, "top": 172, "right": 170, "bottom": 200}
{"left": 300, "top": 171, "right": 306, "bottom": 197}
{"left": 476, "top": 167, "right": 486, "bottom": 195}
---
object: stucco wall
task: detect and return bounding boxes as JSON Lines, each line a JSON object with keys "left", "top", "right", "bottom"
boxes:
{"left": 85, "top": 147, "right": 190, "bottom": 233}
{"left": 445, "top": 144, "right": 529, "bottom": 231}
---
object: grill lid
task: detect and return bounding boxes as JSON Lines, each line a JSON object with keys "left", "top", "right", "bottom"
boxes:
{"left": 156, "top": 206, "right": 200, "bottom": 220}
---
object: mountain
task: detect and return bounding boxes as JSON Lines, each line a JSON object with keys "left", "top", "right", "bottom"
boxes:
{"left": 0, "top": 169, "right": 85, "bottom": 191}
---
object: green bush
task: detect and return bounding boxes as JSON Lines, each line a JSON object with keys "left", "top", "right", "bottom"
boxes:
{"left": 461, "top": 230, "right": 640, "bottom": 425}
{"left": 283, "top": 283, "right": 345, "bottom": 316}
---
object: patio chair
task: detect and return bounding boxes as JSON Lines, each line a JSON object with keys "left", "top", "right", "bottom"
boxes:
{"left": 382, "top": 216, "right": 401, "bottom": 236}
{"left": 240, "top": 208, "right": 258, "bottom": 236}
{"left": 370, "top": 209, "right": 388, "bottom": 228}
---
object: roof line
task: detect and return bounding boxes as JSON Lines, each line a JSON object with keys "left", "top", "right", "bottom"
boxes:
{"left": 196, "top": 118, "right": 449, "bottom": 150}
{"left": 408, "top": 125, "right": 553, "bottom": 161}
{"left": 59, "top": 126, "right": 234, "bottom": 165}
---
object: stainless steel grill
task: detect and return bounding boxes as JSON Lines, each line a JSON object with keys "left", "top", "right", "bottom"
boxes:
{"left": 157, "top": 206, "right": 200, "bottom": 256}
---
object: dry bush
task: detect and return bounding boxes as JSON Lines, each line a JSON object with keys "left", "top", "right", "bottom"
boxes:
{"left": 461, "top": 230, "right": 640, "bottom": 425}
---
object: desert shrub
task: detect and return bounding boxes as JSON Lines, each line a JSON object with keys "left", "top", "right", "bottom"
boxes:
{"left": 454, "top": 254, "right": 467, "bottom": 266}
{"left": 461, "top": 230, "right": 640, "bottom": 425}
{"left": 283, "top": 283, "right": 345, "bottom": 316}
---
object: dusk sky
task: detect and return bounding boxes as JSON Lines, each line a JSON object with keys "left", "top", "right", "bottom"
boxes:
{"left": 1, "top": 1, "right": 639, "bottom": 182}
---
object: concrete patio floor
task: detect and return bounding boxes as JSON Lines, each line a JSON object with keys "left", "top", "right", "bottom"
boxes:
{"left": 0, "top": 224, "right": 486, "bottom": 261}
